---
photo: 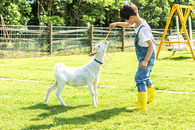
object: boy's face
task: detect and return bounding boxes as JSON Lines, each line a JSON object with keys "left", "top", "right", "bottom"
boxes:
{"left": 125, "top": 16, "right": 135, "bottom": 25}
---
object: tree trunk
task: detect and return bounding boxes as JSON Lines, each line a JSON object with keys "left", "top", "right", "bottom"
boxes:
{"left": 61, "top": 1, "right": 66, "bottom": 18}
{"left": 69, "top": 0, "right": 87, "bottom": 26}
{"left": 48, "top": 0, "right": 52, "bottom": 17}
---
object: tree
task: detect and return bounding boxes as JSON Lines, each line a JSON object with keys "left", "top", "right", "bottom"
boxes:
{"left": 28, "top": 0, "right": 124, "bottom": 26}
{"left": 0, "top": 0, "right": 32, "bottom": 25}
{"left": 131, "top": 0, "right": 172, "bottom": 28}
{"left": 1, "top": 0, "right": 194, "bottom": 28}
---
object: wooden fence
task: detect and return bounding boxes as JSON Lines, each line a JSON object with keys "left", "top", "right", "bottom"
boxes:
{"left": 1, "top": 24, "right": 191, "bottom": 57}
{"left": 0, "top": 25, "right": 124, "bottom": 55}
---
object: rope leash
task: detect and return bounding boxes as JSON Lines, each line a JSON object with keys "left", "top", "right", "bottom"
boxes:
{"left": 104, "top": 29, "right": 111, "bottom": 41}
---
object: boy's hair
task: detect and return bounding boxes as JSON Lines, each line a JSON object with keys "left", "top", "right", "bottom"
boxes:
{"left": 120, "top": 3, "right": 138, "bottom": 20}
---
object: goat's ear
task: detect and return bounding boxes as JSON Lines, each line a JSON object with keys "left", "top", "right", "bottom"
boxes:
{"left": 89, "top": 51, "right": 98, "bottom": 57}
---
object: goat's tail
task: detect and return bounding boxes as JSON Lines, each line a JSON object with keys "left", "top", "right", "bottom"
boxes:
{"left": 54, "top": 63, "right": 66, "bottom": 71}
{"left": 54, "top": 63, "right": 67, "bottom": 83}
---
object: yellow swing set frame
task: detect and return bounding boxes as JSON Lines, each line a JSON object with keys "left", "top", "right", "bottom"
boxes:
{"left": 156, "top": 4, "right": 195, "bottom": 60}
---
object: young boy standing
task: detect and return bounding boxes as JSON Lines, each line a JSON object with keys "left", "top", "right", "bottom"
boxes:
{"left": 109, "top": 3, "right": 156, "bottom": 110}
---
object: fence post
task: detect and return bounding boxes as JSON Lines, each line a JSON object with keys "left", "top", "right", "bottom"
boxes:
{"left": 122, "top": 27, "right": 125, "bottom": 52}
{"left": 169, "top": 28, "right": 172, "bottom": 35}
{"left": 49, "top": 24, "right": 53, "bottom": 55}
{"left": 90, "top": 26, "right": 93, "bottom": 53}
{"left": 169, "top": 28, "right": 172, "bottom": 46}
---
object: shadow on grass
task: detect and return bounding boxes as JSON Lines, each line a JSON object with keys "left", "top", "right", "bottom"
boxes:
{"left": 22, "top": 102, "right": 89, "bottom": 120}
{"left": 22, "top": 107, "right": 126, "bottom": 130}
{"left": 159, "top": 55, "right": 193, "bottom": 61}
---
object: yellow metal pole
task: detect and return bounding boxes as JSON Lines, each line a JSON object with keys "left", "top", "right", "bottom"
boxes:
{"left": 162, "top": 41, "right": 189, "bottom": 43}
{"left": 176, "top": 5, "right": 195, "bottom": 60}
{"left": 179, "top": 5, "right": 192, "bottom": 8}
{"left": 156, "top": 5, "right": 176, "bottom": 59}
{"left": 191, "top": 6, "right": 195, "bottom": 16}
{"left": 184, "top": 27, "right": 195, "bottom": 60}
{"left": 180, "top": 7, "right": 191, "bottom": 35}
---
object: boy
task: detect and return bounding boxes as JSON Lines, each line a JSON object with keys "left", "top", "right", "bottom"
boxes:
{"left": 109, "top": 3, "right": 156, "bottom": 110}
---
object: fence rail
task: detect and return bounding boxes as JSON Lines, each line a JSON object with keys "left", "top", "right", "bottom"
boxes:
{"left": 0, "top": 24, "right": 193, "bottom": 58}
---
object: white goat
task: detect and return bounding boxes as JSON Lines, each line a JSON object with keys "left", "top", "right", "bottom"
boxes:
{"left": 45, "top": 41, "right": 109, "bottom": 107}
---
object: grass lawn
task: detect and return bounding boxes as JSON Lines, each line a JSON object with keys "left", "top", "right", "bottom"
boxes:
{"left": 0, "top": 51, "right": 195, "bottom": 129}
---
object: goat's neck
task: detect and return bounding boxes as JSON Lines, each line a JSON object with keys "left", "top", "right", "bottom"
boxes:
{"left": 94, "top": 50, "right": 106, "bottom": 63}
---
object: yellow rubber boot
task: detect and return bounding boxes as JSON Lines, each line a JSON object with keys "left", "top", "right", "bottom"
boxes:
{"left": 126, "top": 92, "right": 147, "bottom": 111}
{"left": 147, "top": 87, "right": 155, "bottom": 103}
{"left": 135, "top": 87, "right": 155, "bottom": 103}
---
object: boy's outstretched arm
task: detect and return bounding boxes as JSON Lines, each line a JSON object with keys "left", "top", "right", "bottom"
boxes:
{"left": 109, "top": 22, "right": 132, "bottom": 30}
{"left": 139, "top": 40, "right": 154, "bottom": 69}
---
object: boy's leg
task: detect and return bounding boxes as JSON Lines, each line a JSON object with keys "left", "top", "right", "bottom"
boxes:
{"left": 126, "top": 66, "right": 148, "bottom": 111}
{"left": 146, "top": 65, "right": 155, "bottom": 103}
{"left": 147, "top": 85, "right": 155, "bottom": 102}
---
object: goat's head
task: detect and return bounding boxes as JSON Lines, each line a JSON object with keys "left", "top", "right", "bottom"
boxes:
{"left": 89, "top": 41, "right": 108, "bottom": 57}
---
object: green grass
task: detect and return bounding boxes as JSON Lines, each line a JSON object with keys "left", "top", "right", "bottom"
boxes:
{"left": 0, "top": 51, "right": 195, "bottom": 92}
{"left": 0, "top": 51, "right": 195, "bottom": 129}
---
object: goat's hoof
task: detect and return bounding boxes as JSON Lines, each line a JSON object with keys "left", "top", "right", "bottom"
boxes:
{"left": 44, "top": 99, "right": 48, "bottom": 103}
{"left": 61, "top": 103, "right": 67, "bottom": 106}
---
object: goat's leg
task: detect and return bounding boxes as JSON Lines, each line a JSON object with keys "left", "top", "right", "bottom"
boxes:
{"left": 93, "top": 81, "right": 99, "bottom": 105}
{"left": 88, "top": 82, "right": 97, "bottom": 107}
{"left": 56, "top": 81, "right": 67, "bottom": 106}
{"left": 45, "top": 80, "right": 58, "bottom": 103}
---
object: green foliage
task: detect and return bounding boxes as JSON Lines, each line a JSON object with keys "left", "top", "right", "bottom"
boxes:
{"left": 0, "top": 0, "right": 32, "bottom": 25}
{"left": 27, "top": 0, "right": 125, "bottom": 26}
{"left": 81, "top": 15, "right": 96, "bottom": 27}
{"left": 0, "top": 0, "right": 195, "bottom": 28}
{"left": 132, "top": 0, "right": 171, "bottom": 28}
{"left": 39, "top": 15, "right": 65, "bottom": 26}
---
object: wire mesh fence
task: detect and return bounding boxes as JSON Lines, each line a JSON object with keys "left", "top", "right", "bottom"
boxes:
{"left": 1, "top": 25, "right": 193, "bottom": 58}
{"left": 93, "top": 26, "right": 123, "bottom": 52}
{"left": 0, "top": 25, "right": 48, "bottom": 58}
{"left": 52, "top": 26, "right": 90, "bottom": 55}
{"left": 0, "top": 25, "right": 124, "bottom": 58}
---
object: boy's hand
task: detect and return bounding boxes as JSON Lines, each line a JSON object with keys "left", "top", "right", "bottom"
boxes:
{"left": 109, "top": 23, "right": 116, "bottom": 30}
{"left": 139, "top": 60, "right": 148, "bottom": 69}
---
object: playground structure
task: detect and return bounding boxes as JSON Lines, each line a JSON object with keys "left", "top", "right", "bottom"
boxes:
{"left": 156, "top": 4, "right": 195, "bottom": 60}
